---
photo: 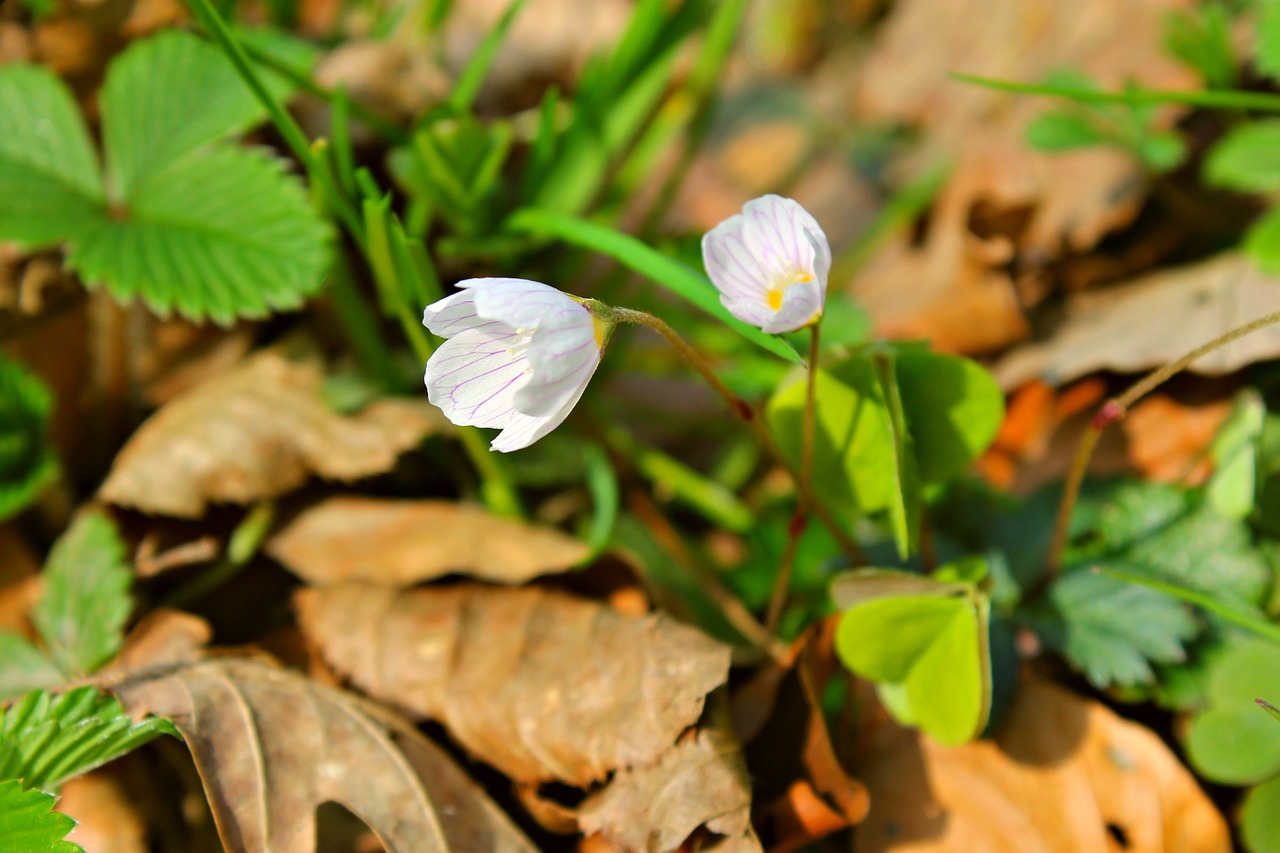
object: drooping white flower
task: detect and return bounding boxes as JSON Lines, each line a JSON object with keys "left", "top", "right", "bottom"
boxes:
{"left": 423, "top": 278, "right": 608, "bottom": 452}
{"left": 701, "top": 194, "right": 831, "bottom": 334}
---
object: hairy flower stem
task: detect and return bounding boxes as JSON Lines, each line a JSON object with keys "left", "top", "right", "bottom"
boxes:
{"left": 764, "top": 324, "right": 821, "bottom": 636}
{"left": 595, "top": 304, "right": 865, "bottom": 566}
{"left": 1039, "top": 308, "right": 1280, "bottom": 599}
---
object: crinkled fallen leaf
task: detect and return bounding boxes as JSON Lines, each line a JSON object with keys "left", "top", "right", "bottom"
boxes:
{"left": 268, "top": 497, "right": 589, "bottom": 586}
{"left": 997, "top": 253, "right": 1280, "bottom": 389}
{"left": 852, "top": 0, "right": 1194, "bottom": 353}
{"left": 112, "top": 655, "right": 539, "bottom": 853}
{"left": 578, "top": 710, "right": 762, "bottom": 853}
{"left": 99, "top": 350, "right": 443, "bottom": 517}
{"left": 853, "top": 680, "right": 1229, "bottom": 853}
{"left": 296, "top": 583, "right": 731, "bottom": 786}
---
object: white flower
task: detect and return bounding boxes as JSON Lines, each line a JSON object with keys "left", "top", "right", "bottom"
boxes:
{"left": 701, "top": 194, "right": 831, "bottom": 334}
{"left": 423, "top": 278, "right": 608, "bottom": 452}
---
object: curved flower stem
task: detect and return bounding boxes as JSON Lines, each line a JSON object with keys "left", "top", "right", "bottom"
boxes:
{"left": 764, "top": 324, "right": 821, "bottom": 636}
{"left": 1038, "top": 308, "right": 1280, "bottom": 599}
{"left": 597, "top": 304, "right": 865, "bottom": 565}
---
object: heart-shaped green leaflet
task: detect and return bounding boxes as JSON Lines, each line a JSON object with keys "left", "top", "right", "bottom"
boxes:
{"left": 833, "top": 569, "right": 992, "bottom": 746}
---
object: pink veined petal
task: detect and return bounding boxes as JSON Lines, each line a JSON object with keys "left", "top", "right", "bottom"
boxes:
{"left": 702, "top": 218, "right": 773, "bottom": 303}
{"left": 514, "top": 324, "right": 601, "bottom": 417}
{"left": 424, "top": 326, "right": 531, "bottom": 429}
{"left": 470, "top": 278, "right": 580, "bottom": 329}
{"left": 423, "top": 289, "right": 490, "bottom": 338}
{"left": 762, "top": 279, "right": 823, "bottom": 334}
{"left": 720, "top": 294, "right": 775, "bottom": 329}
{"left": 491, "top": 366, "right": 595, "bottom": 452}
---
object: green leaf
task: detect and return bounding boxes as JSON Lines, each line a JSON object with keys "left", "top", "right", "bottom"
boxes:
{"left": 68, "top": 145, "right": 331, "bottom": 323}
{"left": 894, "top": 350, "right": 1004, "bottom": 484}
{"left": 1022, "top": 569, "right": 1197, "bottom": 688}
{"left": 0, "top": 634, "right": 63, "bottom": 702}
{"left": 1204, "top": 121, "right": 1280, "bottom": 194}
{"left": 1025, "top": 110, "right": 1105, "bottom": 151}
{"left": 1246, "top": 206, "right": 1280, "bottom": 274}
{"left": 1185, "top": 636, "right": 1280, "bottom": 784}
{"left": 0, "top": 780, "right": 80, "bottom": 853}
{"left": 1243, "top": 775, "right": 1280, "bottom": 853}
{"left": 833, "top": 569, "right": 991, "bottom": 746}
{"left": 0, "top": 687, "right": 176, "bottom": 792}
{"left": 0, "top": 355, "right": 59, "bottom": 523}
{"left": 1259, "top": 0, "right": 1280, "bottom": 82}
{"left": 31, "top": 512, "right": 131, "bottom": 677}
{"left": 1164, "top": 3, "right": 1237, "bottom": 89}
{"left": 0, "top": 65, "right": 104, "bottom": 249}
{"left": 1206, "top": 391, "right": 1264, "bottom": 520}
{"left": 871, "top": 352, "right": 920, "bottom": 559}
{"left": 768, "top": 355, "right": 897, "bottom": 518}
{"left": 1136, "top": 131, "right": 1186, "bottom": 172}
{"left": 100, "top": 29, "right": 292, "bottom": 200}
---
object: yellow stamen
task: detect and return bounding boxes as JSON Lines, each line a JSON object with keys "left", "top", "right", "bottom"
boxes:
{"left": 766, "top": 273, "right": 812, "bottom": 312}
{"left": 767, "top": 290, "right": 784, "bottom": 311}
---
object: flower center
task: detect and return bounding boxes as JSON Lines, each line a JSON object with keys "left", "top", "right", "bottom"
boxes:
{"left": 766, "top": 272, "right": 813, "bottom": 311}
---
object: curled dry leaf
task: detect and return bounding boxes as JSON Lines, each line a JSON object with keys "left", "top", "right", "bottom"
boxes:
{"left": 99, "top": 350, "right": 444, "bottom": 517}
{"left": 851, "top": 0, "right": 1194, "bottom": 353}
{"left": 112, "top": 655, "right": 539, "bottom": 853}
{"left": 578, "top": 708, "right": 763, "bottom": 853}
{"left": 996, "top": 253, "right": 1280, "bottom": 389}
{"left": 268, "top": 497, "right": 590, "bottom": 586}
{"left": 854, "top": 681, "right": 1229, "bottom": 853}
{"left": 296, "top": 583, "right": 732, "bottom": 787}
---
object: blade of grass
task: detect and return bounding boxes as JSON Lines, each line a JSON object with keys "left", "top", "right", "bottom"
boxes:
{"left": 448, "top": 0, "right": 529, "bottom": 113}
{"left": 507, "top": 207, "right": 801, "bottom": 363}
{"left": 954, "top": 71, "right": 1280, "bottom": 112}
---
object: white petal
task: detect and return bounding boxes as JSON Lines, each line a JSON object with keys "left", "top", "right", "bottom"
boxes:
{"left": 720, "top": 294, "right": 775, "bottom": 329}
{"left": 702, "top": 217, "right": 772, "bottom": 304}
{"left": 762, "top": 279, "right": 823, "bottom": 334}
{"left": 490, "top": 374, "right": 592, "bottom": 453}
{"left": 423, "top": 289, "right": 490, "bottom": 338}
{"left": 470, "top": 278, "right": 579, "bottom": 328}
{"left": 740, "top": 194, "right": 830, "bottom": 285}
{"left": 424, "top": 326, "right": 531, "bottom": 429}
{"left": 514, "top": 314, "right": 600, "bottom": 417}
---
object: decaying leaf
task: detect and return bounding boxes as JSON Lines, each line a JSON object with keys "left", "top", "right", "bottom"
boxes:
{"left": 113, "top": 655, "right": 539, "bottom": 853}
{"left": 268, "top": 497, "right": 589, "bottom": 586}
{"left": 99, "top": 350, "right": 444, "bottom": 517}
{"left": 853, "top": 681, "right": 1229, "bottom": 852}
{"left": 578, "top": 709, "right": 762, "bottom": 853}
{"left": 996, "top": 253, "right": 1280, "bottom": 389}
{"left": 851, "top": 0, "right": 1195, "bottom": 353}
{"left": 296, "top": 583, "right": 732, "bottom": 786}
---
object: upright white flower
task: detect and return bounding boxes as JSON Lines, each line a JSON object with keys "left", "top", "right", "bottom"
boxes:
{"left": 701, "top": 194, "right": 831, "bottom": 334}
{"left": 423, "top": 278, "right": 608, "bottom": 452}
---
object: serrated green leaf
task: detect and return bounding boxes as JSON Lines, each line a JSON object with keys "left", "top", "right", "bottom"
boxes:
{"left": 1071, "top": 480, "right": 1193, "bottom": 556}
{"left": 1246, "top": 206, "right": 1280, "bottom": 274}
{"left": 100, "top": 30, "right": 293, "bottom": 200}
{"left": 0, "top": 65, "right": 104, "bottom": 250}
{"left": 0, "top": 355, "right": 59, "bottom": 523}
{"left": 0, "top": 780, "right": 80, "bottom": 853}
{"left": 0, "top": 634, "right": 62, "bottom": 703}
{"left": 1204, "top": 121, "right": 1280, "bottom": 194}
{"left": 1023, "top": 569, "right": 1197, "bottom": 688}
{"left": 31, "top": 512, "right": 131, "bottom": 677}
{"left": 1025, "top": 110, "right": 1105, "bottom": 151}
{"left": 1243, "top": 774, "right": 1280, "bottom": 853}
{"left": 833, "top": 569, "right": 991, "bottom": 746}
{"left": 0, "top": 687, "right": 175, "bottom": 792}
{"left": 1185, "top": 636, "right": 1280, "bottom": 784}
{"left": 68, "top": 145, "right": 331, "bottom": 323}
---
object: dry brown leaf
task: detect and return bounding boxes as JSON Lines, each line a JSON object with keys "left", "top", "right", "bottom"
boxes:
{"left": 853, "top": 681, "right": 1230, "bottom": 853}
{"left": 99, "top": 350, "right": 443, "bottom": 517}
{"left": 578, "top": 710, "right": 762, "bottom": 853}
{"left": 296, "top": 583, "right": 731, "bottom": 787}
{"left": 267, "top": 497, "right": 590, "bottom": 586}
{"left": 113, "top": 655, "right": 540, "bottom": 853}
{"left": 997, "top": 253, "right": 1280, "bottom": 388}
{"left": 851, "top": 0, "right": 1195, "bottom": 353}
{"left": 57, "top": 769, "right": 149, "bottom": 853}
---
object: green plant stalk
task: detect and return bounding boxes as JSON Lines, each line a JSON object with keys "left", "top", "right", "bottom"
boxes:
{"left": 764, "top": 323, "right": 820, "bottom": 636}
{"left": 594, "top": 303, "right": 863, "bottom": 563}
{"left": 187, "top": 0, "right": 523, "bottom": 517}
{"left": 329, "top": 257, "right": 403, "bottom": 391}
{"left": 448, "top": 0, "right": 529, "bottom": 113}
{"left": 1040, "top": 308, "right": 1280, "bottom": 597}
{"left": 954, "top": 72, "right": 1280, "bottom": 113}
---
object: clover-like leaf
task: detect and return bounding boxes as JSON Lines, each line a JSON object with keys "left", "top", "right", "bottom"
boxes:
{"left": 1184, "top": 635, "right": 1280, "bottom": 785}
